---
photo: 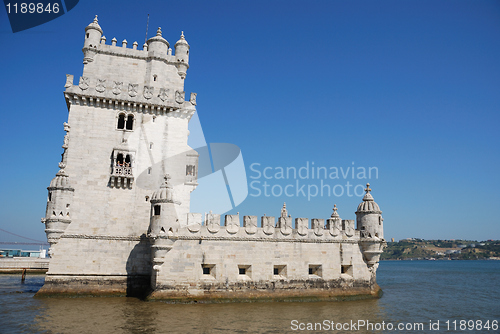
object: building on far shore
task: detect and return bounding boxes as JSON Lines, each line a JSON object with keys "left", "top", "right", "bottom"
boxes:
{"left": 0, "top": 248, "right": 47, "bottom": 258}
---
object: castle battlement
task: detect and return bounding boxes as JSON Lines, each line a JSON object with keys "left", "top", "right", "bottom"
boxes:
{"left": 174, "top": 209, "right": 359, "bottom": 242}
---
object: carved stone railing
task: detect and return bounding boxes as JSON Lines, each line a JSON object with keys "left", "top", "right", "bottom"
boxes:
{"left": 112, "top": 166, "right": 133, "bottom": 177}
{"left": 110, "top": 166, "right": 134, "bottom": 188}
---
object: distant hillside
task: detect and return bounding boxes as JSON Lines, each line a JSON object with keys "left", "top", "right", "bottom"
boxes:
{"left": 381, "top": 239, "right": 500, "bottom": 260}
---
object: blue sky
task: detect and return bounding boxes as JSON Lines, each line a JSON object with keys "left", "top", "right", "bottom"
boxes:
{"left": 0, "top": 0, "right": 499, "bottom": 245}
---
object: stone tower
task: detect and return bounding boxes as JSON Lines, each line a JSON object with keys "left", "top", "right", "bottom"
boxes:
{"left": 38, "top": 18, "right": 386, "bottom": 301}
{"left": 38, "top": 16, "right": 199, "bottom": 295}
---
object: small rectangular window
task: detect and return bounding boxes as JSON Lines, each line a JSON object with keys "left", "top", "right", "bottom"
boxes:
{"left": 202, "top": 264, "right": 215, "bottom": 278}
{"left": 273, "top": 265, "right": 286, "bottom": 278}
{"left": 309, "top": 265, "right": 322, "bottom": 277}
{"left": 238, "top": 265, "right": 251, "bottom": 278}
{"left": 154, "top": 205, "right": 161, "bottom": 216}
{"left": 341, "top": 265, "right": 353, "bottom": 277}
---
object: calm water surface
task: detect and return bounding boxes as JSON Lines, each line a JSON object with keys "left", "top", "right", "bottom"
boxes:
{"left": 1, "top": 261, "right": 499, "bottom": 333}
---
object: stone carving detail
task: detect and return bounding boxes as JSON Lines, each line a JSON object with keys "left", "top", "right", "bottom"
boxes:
{"left": 262, "top": 215, "right": 275, "bottom": 235}
{"left": 158, "top": 88, "right": 169, "bottom": 102}
{"left": 206, "top": 211, "right": 220, "bottom": 233}
{"left": 112, "top": 81, "right": 122, "bottom": 95}
{"left": 95, "top": 79, "right": 106, "bottom": 93}
{"left": 128, "top": 83, "right": 138, "bottom": 97}
{"left": 79, "top": 76, "right": 89, "bottom": 90}
{"left": 295, "top": 218, "right": 308, "bottom": 236}
{"left": 190, "top": 92, "right": 197, "bottom": 105}
{"left": 327, "top": 205, "right": 341, "bottom": 237}
{"left": 175, "top": 90, "right": 185, "bottom": 104}
{"left": 187, "top": 213, "right": 201, "bottom": 232}
{"left": 243, "top": 215, "right": 257, "bottom": 234}
{"left": 327, "top": 219, "right": 341, "bottom": 237}
{"left": 144, "top": 86, "right": 154, "bottom": 99}
{"left": 225, "top": 214, "right": 239, "bottom": 234}
{"left": 62, "top": 122, "right": 70, "bottom": 149}
{"left": 65, "top": 74, "right": 74, "bottom": 88}
{"left": 344, "top": 220, "right": 355, "bottom": 237}
{"left": 312, "top": 219, "right": 324, "bottom": 236}
{"left": 277, "top": 203, "right": 292, "bottom": 236}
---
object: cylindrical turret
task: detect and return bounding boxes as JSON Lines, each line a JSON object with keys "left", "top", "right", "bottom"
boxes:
{"left": 147, "top": 27, "right": 169, "bottom": 56}
{"left": 43, "top": 163, "right": 74, "bottom": 256}
{"left": 148, "top": 174, "right": 180, "bottom": 237}
{"left": 83, "top": 15, "right": 103, "bottom": 64}
{"left": 174, "top": 31, "right": 190, "bottom": 79}
{"left": 355, "top": 183, "right": 383, "bottom": 239}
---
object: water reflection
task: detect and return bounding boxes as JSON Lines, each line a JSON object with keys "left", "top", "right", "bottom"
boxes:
{"left": 33, "top": 297, "right": 385, "bottom": 333}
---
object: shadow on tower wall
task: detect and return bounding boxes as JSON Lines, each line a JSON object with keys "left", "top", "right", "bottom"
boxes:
{"left": 125, "top": 234, "right": 152, "bottom": 299}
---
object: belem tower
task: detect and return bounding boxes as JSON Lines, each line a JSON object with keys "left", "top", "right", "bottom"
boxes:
{"left": 37, "top": 17, "right": 386, "bottom": 301}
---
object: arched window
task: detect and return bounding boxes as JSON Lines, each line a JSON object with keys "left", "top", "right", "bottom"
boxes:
{"left": 126, "top": 114, "right": 134, "bottom": 130}
{"left": 116, "top": 153, "right": 124, "bottom": 166}
{"left": 125, "top": 154, "right": 132, "bottom": 167}
{"left": 117, "top": 113, "right": 125, "bottom": 129}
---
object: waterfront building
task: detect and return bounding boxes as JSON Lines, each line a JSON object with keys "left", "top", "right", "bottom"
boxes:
{"left": 37, "top": 17, "right": 386, "bottom": 301}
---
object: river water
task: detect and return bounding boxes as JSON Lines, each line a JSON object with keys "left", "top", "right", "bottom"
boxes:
{"left": 1, "top": 260, "right": 499, "bottom": 333}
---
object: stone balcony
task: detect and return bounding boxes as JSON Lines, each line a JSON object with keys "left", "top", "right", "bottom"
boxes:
{"left": 110, "top": 166, "right": 134, "bottom": 188}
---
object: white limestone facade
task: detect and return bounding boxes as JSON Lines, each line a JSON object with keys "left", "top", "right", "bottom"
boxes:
{"left": 38, "top": 16, "right": 199, "bottom": 296}
{"left": 37, "top": 17, "right": 386, "bottom": 301}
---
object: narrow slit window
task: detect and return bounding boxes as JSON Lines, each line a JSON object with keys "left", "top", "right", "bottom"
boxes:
{"left": 126, "top": 115, "right": 134, "bottom": 130}
{"left": 117, "top": 114, "right": 125, "bottom": 129}
{"left": 154, "top": 205, "right": 161, "bottom": 216}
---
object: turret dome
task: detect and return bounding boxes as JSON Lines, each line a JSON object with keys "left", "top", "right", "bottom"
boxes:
{"left": 48, "top": 163, "right": 73, "bottom": 190}
{"left": 355, "top": 183, "right": 381, "bottom": 213}
{"left": 151, "top": 174, "right": 175, "bottom": 203}
{"left": 175, "top": 31, "right": 189, "bottom": 48}
{"left": 147, "top": 27, "right": 170, "bottom": 48}
{"left": 85, "top": 15, "right": 103, "bottom": 34}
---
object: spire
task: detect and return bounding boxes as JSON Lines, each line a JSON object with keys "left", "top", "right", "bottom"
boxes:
{"left": 280, "top": 202, "right": 288, "bottom": 218}
{"left": 175, "top": 30, "right": 189, "bottom": 47}
{"left": 331, "top": 204, "right": 339, "bottom": 218}
{"left": 156, "top": 27, "right": 162, "bottom": 37}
